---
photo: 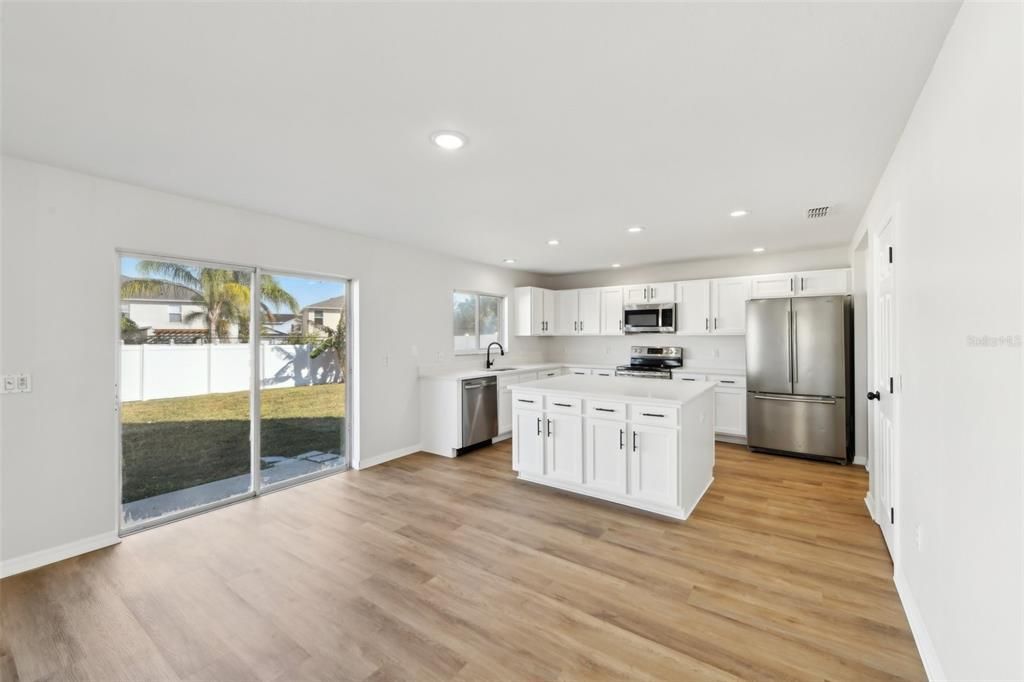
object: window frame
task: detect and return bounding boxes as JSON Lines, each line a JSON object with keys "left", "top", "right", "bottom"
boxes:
{"left": 167, "top": 303, "right": 183, "bottom": 323}
{"left": 452, "top": 289, "right": 507, "bottom": 355}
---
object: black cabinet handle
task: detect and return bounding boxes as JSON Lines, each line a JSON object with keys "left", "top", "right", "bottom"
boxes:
{"left": 867, "top": 391, "right": 881, "bottom": 401}
{"left": 619, "top": 429, "right": 624, "bottom": 450}
{"left": 517, "top": 398, "right": 535, "bottom": 404}
{"left": 632, "top": 431, "right": 638, "bottom": 452}
{"left": 720, "top": 380, "right": 735, "bottom": 384}
{"left": 536, "top": 417, "right": 541, "bottom": 435}
{"left": 546, "top": 419, "right": 552, "bottom": 437}
{"left": 681, "top": 378, "right": 696, "bottom": 382}
{"left": 553, "top": 402, "right": 572, "bottom": 407}
{"left": 641, "top": 412, "right": 665, "bottom": 418}
{"left": 594, "top": 407, "right": 615, "bottom": 412}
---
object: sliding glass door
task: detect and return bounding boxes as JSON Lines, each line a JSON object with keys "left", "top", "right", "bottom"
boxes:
{"left": 258, "top": 273, "right": 348, "bottom": 488}
{"left": 118, "top": 255, "right": 351, "bottom": 531}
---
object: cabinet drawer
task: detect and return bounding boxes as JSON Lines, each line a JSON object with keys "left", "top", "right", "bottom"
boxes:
{"left": 674, "top": 372, "right": 707, "bottom": 382}
{"left": 512, "top": 394, "right": 542, "bottom": 409}
{"left": 586, "top": 400, "right": 627, "bottom": 420}
{"left": 630, "top": 404, "right": 680, "bottom": 426}
{"left": 567, "top": 367, "right": 591, "bottom": 376}
{"left": 546, "top": 396, "right": 583, "bottom": 414}
{"left": 708, "top": 374, "right": 746, "bottom": 389}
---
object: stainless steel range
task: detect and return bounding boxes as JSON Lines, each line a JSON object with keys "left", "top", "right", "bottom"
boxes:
{"left": 614, "top": 346, "right": 683, "bottom": 379}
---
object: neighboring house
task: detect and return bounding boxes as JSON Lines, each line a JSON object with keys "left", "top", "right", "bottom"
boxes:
{"left": 298, "top": 295, "right": 345, "bottom": 337}
{"left": 121, "top": 277, "right": 211, "bottom": 343}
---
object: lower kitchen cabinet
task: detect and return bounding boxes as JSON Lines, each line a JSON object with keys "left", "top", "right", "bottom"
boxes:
{"left": 544, "top": 412, "right": 583, "bottom": 483}
{"left": 713, "top": 387, "right": 747, "bottom": 437}
{"left": 513, "top": 409, "right": 544, "bottom": 474}
{"left": 584, "top": 418, "right": 627, "bottom": 494}
{"left": 629, "top": 424, "right": 679, "bottom": 507}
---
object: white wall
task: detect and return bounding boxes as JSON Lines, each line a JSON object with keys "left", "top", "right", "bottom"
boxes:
{"left": 540, "top": 246, "right": 850, "bottom": 371}
{"left": 0, "top": 158, "right": 548, "bottom": 567}
{"left": 851, "top": 2, "right": 1022, "bottom": 679}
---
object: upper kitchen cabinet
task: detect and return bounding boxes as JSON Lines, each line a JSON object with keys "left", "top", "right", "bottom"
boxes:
{"left": 675, "top": 279, "right": 711, "bottom": 334}
{"left": 623, "top": 282, "right": 675, "bottom": 305}
{"left": 794, "top": 269, "right": 851, "bottom": 296}
{"left": 750, "top": 269, "right": 851, "bottom": 298}
{"left": 599, "top": 287, "right": 624, "bottom": 335}
{"left": 554, "top": 288, "right": 602, "bottom": 336}
{"left": 710, "top": 277, "right": 750, "bottom": 334}
{"left": 513, "top": 287, "right": 557, "bottom": 336}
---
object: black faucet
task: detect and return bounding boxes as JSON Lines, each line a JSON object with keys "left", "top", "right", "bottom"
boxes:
{"left": 486, "top": 341, "right": 505, "bottom": 369}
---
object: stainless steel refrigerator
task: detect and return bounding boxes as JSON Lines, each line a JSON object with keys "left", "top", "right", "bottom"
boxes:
{"left": 745, "top": 295, "right": 853, "bottom": 464}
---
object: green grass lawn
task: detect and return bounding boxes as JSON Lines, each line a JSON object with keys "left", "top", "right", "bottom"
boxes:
{"left": 121, "top": 383, "right": 345, "bottom": 503}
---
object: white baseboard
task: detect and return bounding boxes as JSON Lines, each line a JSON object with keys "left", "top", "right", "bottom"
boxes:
{"left": 854, "top": 453, "right": 867, "bottom": 465}
{"left": 894, "top": 570, "right": 945, "bottom": 681}
{"left": 356, "top": 443, "right": 421, "bottom": 470}
{"left": 864, "top": 493, "right": 877, "bottom": 523}
{"left": 1, "top": 531, "right": 120, "bottom": 578}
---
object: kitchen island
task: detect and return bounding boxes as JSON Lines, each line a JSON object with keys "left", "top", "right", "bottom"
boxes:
{"left": 510, "top": 375, "right": 716, "bottom": 520}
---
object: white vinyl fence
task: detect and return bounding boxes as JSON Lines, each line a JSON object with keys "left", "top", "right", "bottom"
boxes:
{"left": 120, "top": 343, "right": 341, "bottom": 402}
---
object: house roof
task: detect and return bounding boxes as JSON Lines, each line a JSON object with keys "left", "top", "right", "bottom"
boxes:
{"left": 303, "top": 295, "right": 345, "bottom": 311}
{"left": 121, "top": 276, "right": 199, "bottom": 303}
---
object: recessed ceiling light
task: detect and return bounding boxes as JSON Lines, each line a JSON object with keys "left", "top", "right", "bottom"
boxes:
{"left": 730, "top": 209, "right": 749, "bottom": 218}
{"left": 503, "top": 258, "right": 516, "bottom": 264}
{"left": 430, "top": 131, "right": 467, "bottom": 150}
{"left": 752, "top": 247, "right": 765, "bottom": 253}
{"left": 611, "top": 263, "right": 622, "bottom": 268}
{"left": 626, "top": 225, "right": 645, "bottom": 233}
{"left": 547, "top": 239, "right": 560, "bottom": 246}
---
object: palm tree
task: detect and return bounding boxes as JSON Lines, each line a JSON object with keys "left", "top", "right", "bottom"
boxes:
{"left": 121, "top": 261, "right": 298, "bottom": 342}
{"left": 309, "top": 306, "right": 347, "bottom": 383}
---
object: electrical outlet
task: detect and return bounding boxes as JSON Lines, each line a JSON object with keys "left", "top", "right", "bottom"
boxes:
{"left": 2, "top": 375, "right": 18, "bottom": 393}
{"left": 16, "top": 374, "right": 31, "bottom": 392}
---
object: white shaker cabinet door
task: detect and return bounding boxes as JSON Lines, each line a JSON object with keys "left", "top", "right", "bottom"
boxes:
{"left": 710, "top": 277, "right": 750, "bottom": 335}
{"left": 544, "top": 413, "right": 583, "bottom": 484}
{"left": 628, "top": 424, "right": 679, "bottom": 507}
{"left": 513, "top": 409, "right": 544, "bottom": 474}
{"left": 578, "top": 288, "right": 602, "bottom": 335}
{"left": 600, "top": 287, "right": 624, "bottom": 335}
{"left": 795, "top": 269, "right": 850, "bottom": 296}
{"left": 749, "top": 273, "right": 795, "bottom": 299}
{"left": 713, "top": 388, "right": 747, "bottom": 437}
{"left": 585, "top": 419, "right": 627, "bottom": 495}
{"left": 676, "top": 279, "right": 711, "bottom": 335}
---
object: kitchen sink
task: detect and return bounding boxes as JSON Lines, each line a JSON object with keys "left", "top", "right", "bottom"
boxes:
{"left": 490, "top": 368, "right": 519, "bottom": 372}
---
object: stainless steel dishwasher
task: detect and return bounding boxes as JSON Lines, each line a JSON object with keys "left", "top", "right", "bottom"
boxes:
{"left": 460, "top": 376, "right": 498, "bottom": 452}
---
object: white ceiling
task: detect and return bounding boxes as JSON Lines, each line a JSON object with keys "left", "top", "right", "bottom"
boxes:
{"left": 2, "top": 1, "right": 960, "bottom": 274}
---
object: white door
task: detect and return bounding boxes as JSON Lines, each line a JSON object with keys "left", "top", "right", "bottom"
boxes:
{"left": 545, "top": 413, "right": 583, "bottom": 483}
{"left": 585, "top": 419, "right": 627, "bottom": 494}
{"left": 600, "top": 287, "right": 624, "bottom": 335}
{"left": 555, "top": 290, "right": 579, "bottom": 335}
{"left": 628, "top": 425, "right": 679, "bottom": 506}
{"left": 872, "top": 218, "right": 898, "bottom": 555}
{"left": 542, "top": 289, "right": 557, "bottom": 336}
{"left": 713, "top": 388, "right": 746, "bottom": 436}
{"left": 513, "top": 409, "right": 544, "bottom": 474}
{"left": 796, "top": 269, "right": 850, "bottom": 296}
{"left": 623, "top": 284, "right": 649, "bottom": 305}
{"left": 578, "top": 288, "right": 601, "bottom": 335}
{"left": 676, "top": 279, "right": 711, "bottom": 334}
{"left": 646, "top": 282, "right": 675, "bottom": 304}
{"left": 750, "top": 273, "right": 795, "bottom": 298}
{"left": 711, "top": 277, "right": 750, "bottom": 334}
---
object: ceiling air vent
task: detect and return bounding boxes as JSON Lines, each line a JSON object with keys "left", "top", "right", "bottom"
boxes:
{"left": 806, "top": 206, "right": 830, "bottom": 219}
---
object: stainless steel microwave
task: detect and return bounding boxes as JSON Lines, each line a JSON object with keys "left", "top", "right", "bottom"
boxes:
{"left": 623, "top": 303, "right": 676, "bottom": 334}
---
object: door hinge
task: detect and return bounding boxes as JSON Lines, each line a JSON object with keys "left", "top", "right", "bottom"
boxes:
{"left": 890, "top": 507, "right": 894, "bottom": 524}
{"left": 888, "top": 246, "right": 893, "bottom": 264}
{"left": 889, "top": 376, "right": 894, "bottom": 394}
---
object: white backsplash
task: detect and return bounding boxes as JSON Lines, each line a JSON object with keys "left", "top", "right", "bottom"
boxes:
{"left": 546, "top": 334, "right": 746, "bottom": 370}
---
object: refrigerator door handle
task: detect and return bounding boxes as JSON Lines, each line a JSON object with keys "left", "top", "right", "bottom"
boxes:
{"left": 786, "top": 309, "right": 793, "bottom": 384}
{"left": 753, "top": 394, "right": 837, "bottom": 405}
{"left": 792, "top": 310, "right": 798, "bottom": 385}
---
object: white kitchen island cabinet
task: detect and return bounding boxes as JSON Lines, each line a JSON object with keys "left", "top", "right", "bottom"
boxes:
{"left": 510, "top": 375, "right": 716, "bottom": 520}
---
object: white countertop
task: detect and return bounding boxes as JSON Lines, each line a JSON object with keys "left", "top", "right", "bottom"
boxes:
{"left": 512, "top": 374, "right": 715, "bottom": 405}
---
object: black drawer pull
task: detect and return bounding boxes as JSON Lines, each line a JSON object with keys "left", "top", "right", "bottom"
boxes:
{"left": 720, "top": 380, "right": 736, "bottom": 384}
{"left": 641, "top": 412, "right": 665, "bottom": 418}
{"left": 517, "top": 398, "right": 535, "bottom": 404}
{"left": 594, "top": 407, "right": 616, "bottom": 412}
{"left": 553, "top": 402, "right": 572, "bottom": 408}
{"left": 681, "top": 378, "right": 696, "bottom": 381}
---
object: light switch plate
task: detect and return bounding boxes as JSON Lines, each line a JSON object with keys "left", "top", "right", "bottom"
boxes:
{"left": 2, "top": 375, "right": 17, "bottom": 393}
{"left": 16, "top": 374, "right": 31, "bottom": 392}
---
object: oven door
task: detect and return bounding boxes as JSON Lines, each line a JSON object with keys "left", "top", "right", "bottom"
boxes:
{"left": 623, "top": 304, "right": 676, "bottom": 333}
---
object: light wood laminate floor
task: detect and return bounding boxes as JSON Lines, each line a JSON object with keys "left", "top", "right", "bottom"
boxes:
{"left": 1, "top": 442, "right": 922, "bottom": 681}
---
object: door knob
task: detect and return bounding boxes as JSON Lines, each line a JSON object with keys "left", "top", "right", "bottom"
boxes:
{"left": 866, "top": 391, "right": 881, "bottom": 401}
